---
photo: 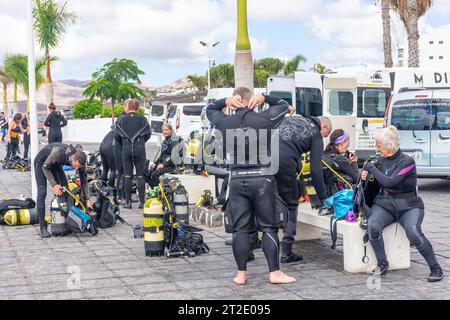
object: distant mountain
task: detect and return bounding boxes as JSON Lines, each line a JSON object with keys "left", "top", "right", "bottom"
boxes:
{"left": 59, "top": 79, "right": 89, "bottom": 88}
{"left": 166, "top": 76, "right": 192, "bottom": 89}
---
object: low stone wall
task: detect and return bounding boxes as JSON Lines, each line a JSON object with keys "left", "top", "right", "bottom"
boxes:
{"left": 190, "top": 206, "right": 224, "bottom": 228}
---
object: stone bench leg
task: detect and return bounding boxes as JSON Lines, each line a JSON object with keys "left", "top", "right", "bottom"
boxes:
{"left": 296, "top": 222, "right": 322, "bottom": 241}
{"left": 342, "top": 225, "right": 411, "bottom": 274}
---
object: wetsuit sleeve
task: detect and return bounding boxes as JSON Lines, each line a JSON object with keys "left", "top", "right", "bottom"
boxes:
{"left": 366, "top": 158, "right": 416, "bottom": 189}
{"left": 206, "top": 99, "right": 227, "bottom": 126}
{"left": 42, "top": 147, "right": 65, "bottom": 187}
{"left": 60, "top": 114, "right": 68, "bottom": 127}
{"left": 259, "top": 95, "right": 289, "bottom": 128}
{"left": 113, "top": 119, "right": 124, "bottom": 144}
{"left": 310, "top": 134, "right": 328, "bottom": 201}
{"left": 142, "top": 119, "right": 151, "bottom": 142}
{"left": 329, "top": 155, "right": 360, "bottom": 183}
{"left": 78, "top": 169, "right": 90, "bottom": 200}
{"left": 44, "top": 114, "right": 51, "bottom": 127}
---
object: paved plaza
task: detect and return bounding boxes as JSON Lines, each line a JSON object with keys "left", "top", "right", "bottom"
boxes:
{"left": 1, "top": 143, "right": 450, "bottom": 300}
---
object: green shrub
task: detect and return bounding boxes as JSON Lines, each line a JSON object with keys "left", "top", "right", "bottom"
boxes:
{"left": 101, "top": 105, "right": 124, "bottom": 118}
{"left": 72, "top": 99, "right": 103, "bottom": 120}
{"left": 101, "top": 105, "right": 146, "bottom": 118}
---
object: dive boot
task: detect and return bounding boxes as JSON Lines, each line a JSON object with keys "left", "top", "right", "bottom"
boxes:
{"left": 247, "top": 250, "right": 255, "bottom": 262}
{"left": 123, "top": 202, "right": 132, "bottom": 210}
{"left": 139, "top": 202, "right": 145, "bottom": 209}
{"left": 371, "top": 260, "right": 389, "bottom": 276}
{"left": 428, "top": 264, "right": 444, "bottom": 282}
{"left": 281, "top": 251, "right": 304, "bottom": 264}
{"left": 39, "top": 223, "right": 51, "bottom": 239}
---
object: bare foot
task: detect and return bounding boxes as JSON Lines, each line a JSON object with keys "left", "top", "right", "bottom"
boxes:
{"left": 233, "top": 271, "right": 248, "bottom": 285}
{"left": 269, "top": 270, "right": 296, "bottom": 284}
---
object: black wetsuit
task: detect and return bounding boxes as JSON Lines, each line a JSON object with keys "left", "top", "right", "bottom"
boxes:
{"left": 99, "top": 131, "right": 116, "bottom": 189}
{"left": 34, "top": 143, "right": 90, "bottom": 230}
{"left": 207, "top": 94, "right": 288, "bottom": 273}
{"left": 113, "top": 112, "right": 126, "bottom": 200}
{"left": 114, "top": 112, "right": 151, "bottom": 205}
{"left": 364, "top": 151, "right": 439, "bottom": 268}
{"left": 275, "top": 115, "right": 328, "bottom": 255}
{"left": 21, "top": 116, "right": 30, "bottom": 159}
{"left": 148, "top": 134, "right": 182, "bottom": 188}
{"left": 45, "top": 111, "right": 67, "bottom": 143}
{"left": 323, "top": 152, "right": 359, "bottom": 195}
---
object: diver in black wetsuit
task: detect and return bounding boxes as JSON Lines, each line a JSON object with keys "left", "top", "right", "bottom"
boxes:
{"left": 362, "top": 126, "right": 443, "bottom": 282}
{"left": 114, "top": 99, "right": 151, "bottom": 209}
{"left": 275, "top": 114, "right": 332, "bottom": 264}
{"left": 207, "top": 87, "right": 296, "bottom": 286}
{"left": 44, "top": 103, "right": 67, "bottom": 144}
{"left": 99, "top": 131, "right": 116, "bottom": 187}
{"left": 21, "top": 113, "right": 30, "bottom": 160}
{"left": 34, "top": 143, "right": 93, "bottom": 238}
{"left": 113, "top": 109, "right": 128, "bottom": 203}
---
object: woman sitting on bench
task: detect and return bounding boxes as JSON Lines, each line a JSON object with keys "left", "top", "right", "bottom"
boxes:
{"left": 323, "top": 129, "right": 359, "bottom": 196}
{"left": 148, "top": 124, "right": 182, "bottom": 189}
{"left": 361, "top": 126, "right": 443, "bottom": 282}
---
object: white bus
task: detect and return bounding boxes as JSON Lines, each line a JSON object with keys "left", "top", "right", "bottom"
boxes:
{"left": 267, "top": 68, "right": 450, "bottom": 161}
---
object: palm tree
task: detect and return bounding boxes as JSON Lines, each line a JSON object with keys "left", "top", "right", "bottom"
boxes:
{"left": 34, "top": 0, "right": 77, "bottom": 105}
{"left": 0, "top": 67, "right": 11, "bottom": 114}
{"left": 235, "top": 0, "right": 254, "bottom": 92}
{"left": 389, "top": 0, "right": 433, "bottom": 67}
{"left": 283, "top": 55, "right": 307, "bottom": 76}
{"left": 4, "top": 54, "right": 46, "bottom": 112}
{"left": 380, "top": 0, "right": 394, "bottom": 68}
{"left": 187, "top": 74, "right": 208, "bottom": 93}
{"left": 4, "top": 54, "right": 23, "bottom": 114}
{"left": 312, "top": 63, "right": 333, "bottom": 74}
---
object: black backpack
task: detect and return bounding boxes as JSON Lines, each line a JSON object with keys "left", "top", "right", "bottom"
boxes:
{"left": 92, "top": 182, "right": 125, "bottom": 229}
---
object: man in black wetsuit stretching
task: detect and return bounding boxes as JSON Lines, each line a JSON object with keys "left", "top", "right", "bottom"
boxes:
{"left": 44, "top": 103, "right": 67, "bottom": 144}
{"left": 207, "top": 87, "right": 296, "bottom": 285}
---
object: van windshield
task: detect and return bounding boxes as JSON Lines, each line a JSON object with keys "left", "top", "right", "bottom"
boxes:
{"left": 329, "top": 90, "right": 353, "bottom": 116}
{"left": 183, "top": 105, "right": 204, "bottom": 116}
{"left": 391, "top": 99, "right": 433, "bottom": 130}
{"left": 151, "top": 105, "right": 165, "bottom": 117}
{"left": 358, "top": 88, "right": 390, "bottom": 118}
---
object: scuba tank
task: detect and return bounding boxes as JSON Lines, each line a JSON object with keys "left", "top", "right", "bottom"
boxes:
{"left": 2, "top": 209, "right": 39, "bottom": 226}
{"left": 143, "top": 192, "right": 166, "bottom": 257}
{"left": 50, "top": 197, "right": 69, "bottom": 237}
{"left": 173, "top": 184, "right": 189, "bottom": 225}
{"left": 301, "top": 154, "right": 323, "bottom": 209}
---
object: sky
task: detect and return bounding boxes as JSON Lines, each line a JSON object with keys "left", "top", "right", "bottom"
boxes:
{"left": 1, "top": 0, "right": 450, "bottom": 86}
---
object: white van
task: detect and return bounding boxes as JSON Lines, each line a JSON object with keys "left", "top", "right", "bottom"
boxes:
{"left": 386, "top": 89, "right": 450, "bottom": 177}
{"left": 148, "top": 102, "right": 169, "bottom": 135}
{"left": 166, "top": 103, "right": 205, "bottom": 140}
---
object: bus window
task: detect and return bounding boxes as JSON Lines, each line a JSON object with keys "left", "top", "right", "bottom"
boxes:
{"left": 269, "top": 91, "right": 293, "bottom": 106}
{"left": 358, "top": 89, "right": 389, "bottom": 118}
{"left": 296, "top": 88, "right": 323, "bottom": 117}
{"left": 329, "top": 90, "right": 353, "bottom": 116}
{"left": 167, "top": 105, "right": 177, "bottom": 119}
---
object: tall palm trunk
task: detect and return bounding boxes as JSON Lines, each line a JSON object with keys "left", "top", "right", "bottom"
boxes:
{"left": 45, "top": 50, "right": 54, "bottom": 106}
{"left": 406, "top": 13, "right": 420, "bottom": 67}
{"left": 2, "top": 83, "right": 7, "bottom": 114}
{"left": 234, "top": 0, "right": 254, "bottom": 92}
{"left": 382, "top": 0, "right": 394, "bottom": 68}
{"left": 13, "top": 82, "right": 18, "bottom": 114}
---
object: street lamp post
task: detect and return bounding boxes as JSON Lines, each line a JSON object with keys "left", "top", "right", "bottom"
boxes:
{"left": 199, "top": 41, "right": 220, "bottom": 91}
{"left": 28, "top": 0, "right": 39, "bottom": 200}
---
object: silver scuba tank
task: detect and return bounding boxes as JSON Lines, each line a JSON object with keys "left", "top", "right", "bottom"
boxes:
{"left": 173, "top": 184, "right": 189, "bottom": 225}
{"left": 50, "top": 197, "right": 68, "bottom": 237}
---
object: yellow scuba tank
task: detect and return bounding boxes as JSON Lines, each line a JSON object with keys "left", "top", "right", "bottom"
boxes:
{"left": 2, "top": 209, "right": 39, "bottom": 226}
{"left": 143, "top": 196, "right": 166, "bottom": 257}
{"left": 300, "top": 154, "right": 323, "bottom": 209}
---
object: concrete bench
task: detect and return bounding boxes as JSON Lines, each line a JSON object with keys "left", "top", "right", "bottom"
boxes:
{"left": 165, "top": 174, "right": 216, "bottom": 205}
{"left": 296, "top": 203, "right": 411, "bottom": 274}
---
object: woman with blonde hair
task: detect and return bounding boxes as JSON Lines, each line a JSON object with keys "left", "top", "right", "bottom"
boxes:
{"left": 361, "top": 126, "right": 443, "bottom": 282}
